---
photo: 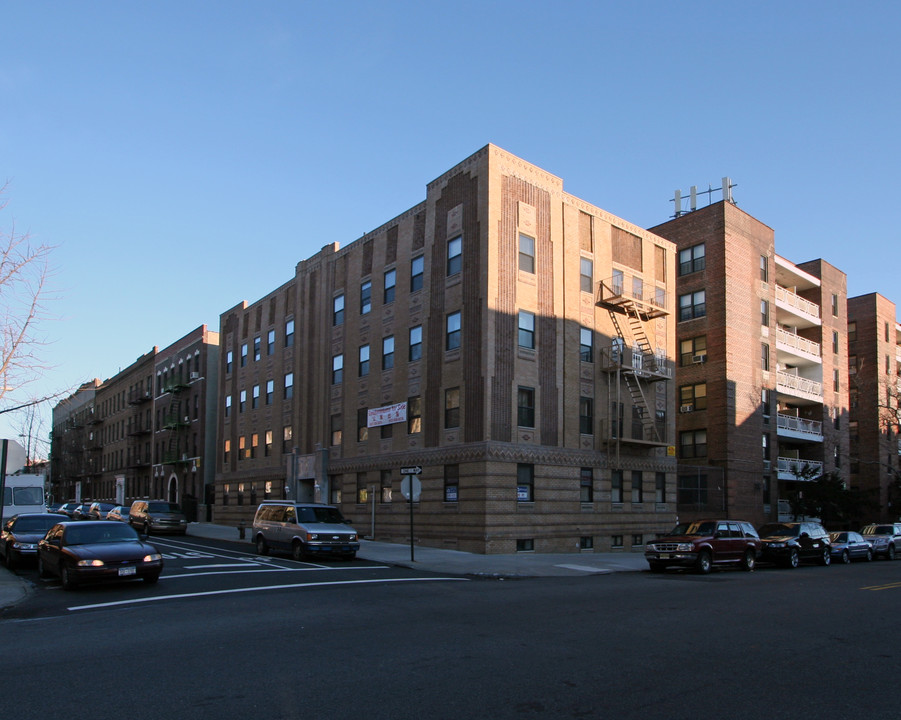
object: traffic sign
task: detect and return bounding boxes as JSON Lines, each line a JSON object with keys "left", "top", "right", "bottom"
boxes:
{"left": 400, "top": 466, "right": 422, "bottom": 475}
{"left": 401, "top": 476, "right": 422, "bottom": 502}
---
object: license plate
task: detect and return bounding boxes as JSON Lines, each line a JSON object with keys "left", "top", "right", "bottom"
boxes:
{"left": 659, "top": 554, "right": 671, "bottom": 559}
{"left": 118, "top": 566, "right": 136, "bottom": 576}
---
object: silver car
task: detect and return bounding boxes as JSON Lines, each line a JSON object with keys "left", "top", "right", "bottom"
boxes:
{"left": 253, "top": 502, "right": 359, "bottom": 560}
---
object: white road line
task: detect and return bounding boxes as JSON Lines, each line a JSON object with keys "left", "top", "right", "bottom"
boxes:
{"left": 67, "top": 576, "right": 467, "bottom": 611}
{"left": 183, "top": 563, "right": 264, "bottom": 569}
{"left": 164, "top": 565, "right": 390, "bottom": 580}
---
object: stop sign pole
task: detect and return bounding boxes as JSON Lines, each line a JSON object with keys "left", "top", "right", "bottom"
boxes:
{"left": 400, "top": 466, "right": 422, "bottom": 562}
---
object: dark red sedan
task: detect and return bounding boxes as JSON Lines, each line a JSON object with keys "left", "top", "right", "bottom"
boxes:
{"left": 38, "top": 521, "right": 164, "bottom": 589}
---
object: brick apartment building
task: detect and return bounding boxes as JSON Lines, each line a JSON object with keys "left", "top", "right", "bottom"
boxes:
{"left": 214, "top": 144, "right": 680, "bottom": 553}
{"left": 50, "top": 379, "right": 101, "bottom": 503}
{"left": 847, "top": 293, "right": 901, "bottom": 518}
{"left": 651, "top": 200, "right": 850, "bottom": 526}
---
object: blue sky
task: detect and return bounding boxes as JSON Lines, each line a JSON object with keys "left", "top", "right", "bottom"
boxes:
{"left": 2, "top": 1, "right": 899, "bottom": 449}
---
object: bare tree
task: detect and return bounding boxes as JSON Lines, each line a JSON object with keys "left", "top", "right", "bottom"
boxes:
{"left": 0, "top": 182, "right": 55, "bottom": 407}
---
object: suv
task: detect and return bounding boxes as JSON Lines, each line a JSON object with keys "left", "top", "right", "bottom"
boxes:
{"left": 644, "top": 519, "right": 762, "bottom": 574}
{"left": 129, "top": 500, "right": 188, "bottom": 535}
{"left": 859, "top": 523, "right": 901, "bottom": 560}
{"left": 757, "top": 521, "right": 831, "bottom": 568}
{"left": 253, "top": 502, "right": 359, "bottom": 560}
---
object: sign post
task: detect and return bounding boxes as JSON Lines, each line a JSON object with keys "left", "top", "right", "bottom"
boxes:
{"left": 400, "top": 467, "right": 422, "bottom": 562}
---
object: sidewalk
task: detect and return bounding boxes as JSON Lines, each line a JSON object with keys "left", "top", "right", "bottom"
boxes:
{"left": 1, "top": 522, "right": 647, "bottom": 610}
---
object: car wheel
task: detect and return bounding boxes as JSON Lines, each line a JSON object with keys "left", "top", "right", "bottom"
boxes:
{"left": 696, "top": 550, "right": 712, "bottom": 575}
{"left": 740, "top": 550, "right": 756, "bottom": 572}
{"left": 819, "top": 548, "right": 831, "bottom": 566}
{"left": 786, "top": 548, "right": 800, "bottom": 569}
{"left": 292, "top": 540, "right": 305, "bottom": 562}
{"left": 60, "top": 564, "right": 77, "bottom": 590}
{"left": 840, "top": 550, "right": 850, "bottom": 564}
{"left": 866, "top": 548, "right": 873, "bottom": 562}
{"left": 255, "top": 535, "right": 269, "bottom": 556}
{"left": 888, "top": 544, "right": 896, "bottom": 561}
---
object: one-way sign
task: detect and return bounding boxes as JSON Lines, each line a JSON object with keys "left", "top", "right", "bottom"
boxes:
{"left": 400, "top": 466, "right": 422, "bottom": 475}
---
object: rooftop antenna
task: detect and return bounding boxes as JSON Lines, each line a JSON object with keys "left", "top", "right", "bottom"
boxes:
{"left": 671, "top": 177, "right": 737, "bottom": 218}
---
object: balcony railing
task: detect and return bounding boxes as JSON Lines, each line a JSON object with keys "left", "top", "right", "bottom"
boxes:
{"left": 777, "top": 457, "right": 823, "bottom": 479}
{"left": 776, "top": 371, "right": 823, "bottom": 400}
{"left": 776, "top": 413, "right": 823, "bottom": 438}
{"left": 776, "top": 327, "right": 821, "bottom": 359}
{"left": 775, "top": 286, "right": 821, "bottom": 322}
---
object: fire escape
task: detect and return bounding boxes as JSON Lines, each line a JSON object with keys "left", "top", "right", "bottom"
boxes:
{"left": 161, "top": 374, "right": 192, "bottom": 469}
{"left": 597, "top": 271, "right": 671, "bottom": 462}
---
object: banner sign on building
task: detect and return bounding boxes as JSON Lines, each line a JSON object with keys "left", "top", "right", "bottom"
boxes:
{"left": 368, "top": 402, "right": 407, "bottom": 428}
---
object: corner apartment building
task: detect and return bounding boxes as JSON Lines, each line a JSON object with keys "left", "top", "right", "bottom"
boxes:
{"left": 215, "top": 144, "right": 679, "bottom": 554}
{"left": 50, "top": 379, "right": 101, "bottom": 502}
{"left": 847, "top": 293, "right": 901, "bottom": 518}
{"left": 651, "top": 200, "right": 849, "bottom": 525}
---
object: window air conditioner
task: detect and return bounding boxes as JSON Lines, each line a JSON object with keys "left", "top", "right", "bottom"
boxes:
{"left": 692, "top": 354, "right": 707, "bottom": 364}
{"left": 190, "top": 371, "right": 199, "bottom": 380}
{"left": 679, "top": 404, "right": 694, "bottom": 413}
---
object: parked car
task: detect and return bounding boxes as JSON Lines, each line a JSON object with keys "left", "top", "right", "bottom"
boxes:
{"left": 46, "top": 503, "right": 62, "bottom": 514}
{"left": 828, "top": 531, "right": 873, "bottom": 563}
{"left": 37, "top": 520, "right": 163, "bottom": 589}
{"left": 107, "top": 505, "right": 131, "bottom": 522}
{"left": 56, "top": 502, "right": 80, "bottom": 518}
{"left": 757, "top": 521, "right": 832, "bottom": 568}
{"left": 71, "top": 503, "right": 94, "bottom": 520}
{"left": 253, "top": 501, "right": 360, "bottom": 560}
{"left": 0, "top": 513, "right": 66, "bottom": 570}
{"left": 644, "top": 519, "right": 762, "bottom": 574}
{"left": 88, "top": 502, "right": 117, "bottom": 521}
{"left": 859, "top": 523, "right": 901, "bottom": 560}
{"left": 128, "top": 500, "right": 187, "bottom": 535}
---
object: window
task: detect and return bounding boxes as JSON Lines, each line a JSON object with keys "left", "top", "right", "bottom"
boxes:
{"left": 517, "top": 463, "right": 534, "bottom": 502}
{"left": 834, "top": 368, "right": 840, "bottom": 392}
{"left": 445, "top": 387, "right": 460, "bottom": 428}
{"left": 356, "top": 473, "right": 368, "bottom": 504}
{"left": 444, "top": 464, "right": 459, "bottom": 502}
{"left": 518, "top": 311, "right": 535, "bottom": 349}
{"left": 519, "top": 233, "right": 535, "bottom": 273}
{"left": 656, "top": 472, "right": 666, "bottom": 503}
{"left": 516, "top": 539, "right": 534, "bottom": 552}
{"left": 580, "top": 467, "right": 593, "bottom": 503}
{"left": 580, "top": 536, "right": 594, "bottom": 550}
{"left": 266, "top": 379, "right": 274, "bottom": 405}
{"left": 333, "top": 294, "right": 345, "bottom": 326}
{"left": 264, "top": 430, "right": 272, "bottom": 457}
{"left": 283, "top": 425, "right": 292, "bottom": 454}
{"left": 680, "top": 429, "right": 707, "bottom": 459}
{"left": 679, "top": 243, "right": 706, "bottom": 275}
{"left": 611, "top": 470, "right": 623, "bottom": 503}
{"left": 833, "top": 330, "right": 839, "bottom": 354}
{"left": 377, "top": 336, "right": 393, "bottom": 371}
{"left": 579, "top": 396, "right": 593, "bottom": 434}
{"left": 285, "top": 318, "right": 294, "bottom": 347}
{"left": 762, "top": 433, "right": 770, "bottom": 460}
{"left": 239, "top": 390, "right": 246, "bottom": 413}
{"left": 332, "top": 354, "right": 343, "bottom": 385}
{"left": 680, "top": 336, "right": 707, "bottom": 365}
{"left": 411, "top": 255, "right": 424, "bottom": 292}
{"left": 380, "top": 470, "right": 392, "bottom": 503}
{"left": 580, "top": 257, "right": 593, "bottom": 293}
{"left": 517, "top": 386, "right": 535, "bottom": 427}
{"left": 359, "top": 344, "right": 370, "bottom": 377}
{"left": 238, "top": 436, "right": 246, "bottom": 461}
{"left": 330, "top": 414, "right": 342, "bottom": 446}
{"left": 252, "top": 384, "right": 260, "bottom": 409}
{"left": 284, "top": 372, "right": 294, "bottom": 399}
{"left": 760, "top": 255, "right": 768, "bottom": 282}
{"left": 447, "top": 235, "right": 462, "bottom": 276}
{"left": 409, "top": 325, "right": 422, "bottom": 362}
{"left": 580, "top": 327, "right": 593, "bottom": 362}
{"left": 761, "top": 300, "right": 769, "bottom": 326}
{"left": 267, "top": 330, "right": 275, "bottom": 355}
{"left": 357, "top": 408, "right": 369, "bottom": 442}
{"left": 680, "top": 383, "right": 707, "bottom": 411}
{"left": 250, "top": 433, "right": 258, "bottom": 459}
{"left": 408, "top": 396, "right": 422, "bottom": 434}
{"left": 253, "top": 336, "right": 261, "bottom": 361}
{"left": 832, "top": 293, "right": 839, "bottom": 317}
{"left": 225, "top": 395, "right": 232, "bottom": 417}
{"left": 360, "top": 281, "right": 372, "bottom": 315}
{"left": 631, "top": 471, "right": 643, "bottom": 503}
{"left": 240, "top": 343, "right": 248, "bottom": 367}
{"left": 384, "top": 269, "right": 396, "bottom": 304}
{"left": 223, "top": 439, "right": 230, "bottom": 464}
{"left": 761, "top": 388, "right": 772, "bottom": 420}
{"left": 226, "top": 350, "right": 233, "bottom": 374}
{"left": 679, "top": 290, "right": 706, "bottom": 320}
{"left": 848, "top": 321, "right": 857, "bottom": 342}
{"left": 761, "top": 343, "right": 770, "bottom": 371}
{"left": 446, "top": 311, "right": 461, "bottom": 350}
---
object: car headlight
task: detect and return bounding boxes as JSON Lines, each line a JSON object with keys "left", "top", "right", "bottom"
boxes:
{"left": 143, "top": 553, "right": 162, "bottom": 562}
{"left": 349, "top": 534, "right": 357, "bottom": 541}
{"left": 77, "top": 559, "right": 105, "bottom": 567}
{"left": 12, "top": 542, "right": 38, "bottom": 550}
{"left": 306, "top": 533, "right": 319, "bottom": 541}
{"left": 768, "top": 541, "right": 786, "bottom": 548}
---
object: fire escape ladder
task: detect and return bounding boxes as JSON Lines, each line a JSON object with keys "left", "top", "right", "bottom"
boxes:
{"left": 608, "top": 302, "right": 660, "bottom": 443}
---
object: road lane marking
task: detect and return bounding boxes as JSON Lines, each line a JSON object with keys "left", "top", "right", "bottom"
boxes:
{"left": 862, "top": 581, "right": 901, "bottom": 591}
{"left": 66, "top": 576, "right": 467, "bottom": 611}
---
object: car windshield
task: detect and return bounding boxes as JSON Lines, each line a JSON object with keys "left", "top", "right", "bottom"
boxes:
{"left": 147, "top": 502, "right": 180, "bottom": 513}
{"left": 13, "top": 515, "right": 62, "bottom": 532}
{"left": 759, "top": 523, "right": 800, "bottom": 537}
{"left": 65, "top": 524, "right": 139, "bottom": 545}
{"left": 297, "top": 506, "right": 346, "bottom": 524}
{"left": 829, "top": 532, "right": 847, "bottom": 543}
{"left": 861, "top": 525, "right": 891, "bottom": 536}
{"left": 667, "top": 521, "right": 716, "bottom": 536}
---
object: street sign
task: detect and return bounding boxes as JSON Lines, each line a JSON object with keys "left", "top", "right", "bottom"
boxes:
{"left": 400, "top": 466, "right": 422, "bottom": 475}
{"left": 401, "top": 476, "right": 422, "bottom": 502}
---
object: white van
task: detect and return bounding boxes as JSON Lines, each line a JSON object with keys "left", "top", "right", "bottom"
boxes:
{"left": 1, "top": 474, "right": 46, "bottom": 521}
